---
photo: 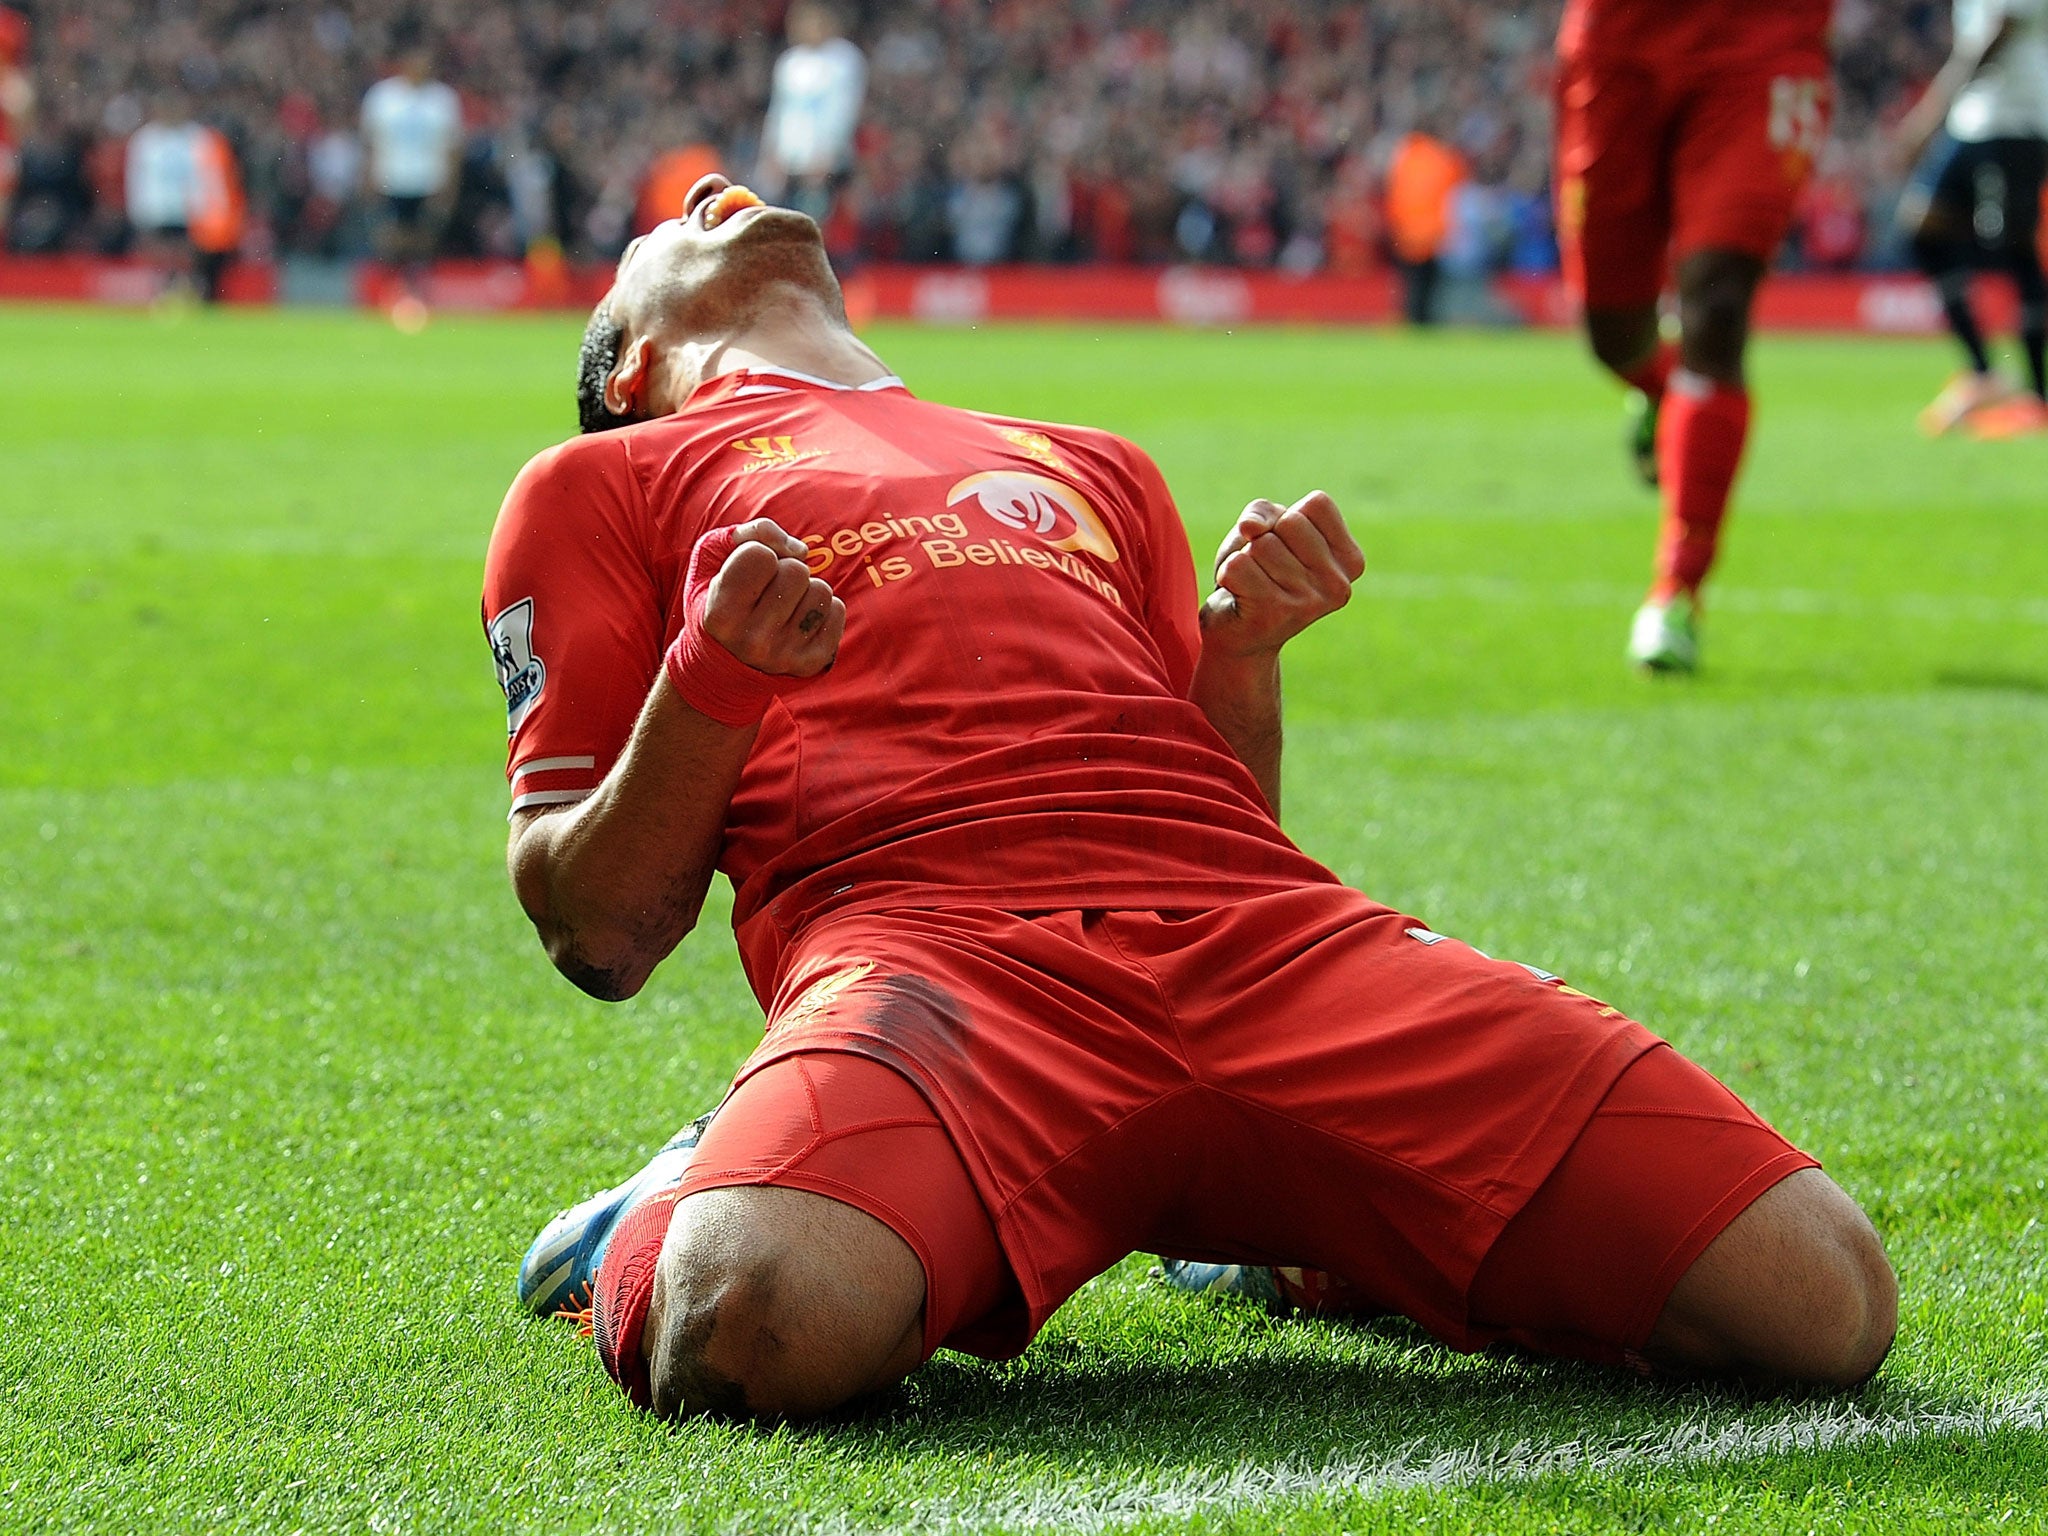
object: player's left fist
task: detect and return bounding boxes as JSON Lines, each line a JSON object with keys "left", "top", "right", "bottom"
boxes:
{"left": 1199, "top": 490, "right": 1365, "bottom": 656}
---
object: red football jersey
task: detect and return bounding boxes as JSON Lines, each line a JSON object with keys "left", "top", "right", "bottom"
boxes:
{"left": 482, "top": 368, "right": 1338, "bottom": 997}
{"left": 1558, "top": 0, "right": 1832, "bottom": 65}
{"left": 0, "top": 6, "right": 27, "bottom": 151}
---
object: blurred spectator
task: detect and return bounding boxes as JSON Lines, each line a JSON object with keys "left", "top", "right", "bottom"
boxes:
{"left": 637, "top": 132, "right": 723, "bottom": 235}
{"left": 947, "top": 119, "right": 1025, "bottom": 264}
{"left": 1796, "top": 145, "right": 1871, "bottom": 270}
{"left": 190, "top": 119, "right": 244, "bottom": 300}
{"left": 1385, "top": 126, "right": 1467, "bottom": 323}
{"left": 360, "top": 42, "right": 461, "bottom": 281}
{"left": 759, "top": 1, "right": 865, "bottom": 226}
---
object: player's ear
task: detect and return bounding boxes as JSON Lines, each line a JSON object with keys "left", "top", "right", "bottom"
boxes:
{"left": 605, "top": 336, "right": 655, "bottom": 420}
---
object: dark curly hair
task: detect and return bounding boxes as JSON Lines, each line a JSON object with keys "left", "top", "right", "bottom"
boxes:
{"left": 575, "top": 305, "right": 635, "bottom": 434}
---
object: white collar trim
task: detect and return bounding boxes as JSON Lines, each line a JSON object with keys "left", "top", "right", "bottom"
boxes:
{"left": 740, "top": 365, "right": 905, "bottom": 392}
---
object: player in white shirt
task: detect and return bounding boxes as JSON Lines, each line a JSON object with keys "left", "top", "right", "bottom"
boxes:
{"left": 360, "top": 45, "right": 463, "bottom": 292}
{"left": 125, "top": 94, "right": 206, "bottom": 292}
{"left": 758, "top": 2, "right": 866, "bottom": 224}
{"left": 1896, "top": 0, "right": 2048, "bottom": 436}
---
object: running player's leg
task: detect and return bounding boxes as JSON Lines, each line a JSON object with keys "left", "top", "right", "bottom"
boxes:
{"left": 1643, "top": 65, "right": 1829, "bottom": 649}
{"left": 1556, "top": 55, "right": 1675, "bottom": 407}
{"left": 1972, "top": 138, "right": 2048, "bottom": 433}
{"left": 1899, "top": 136, "right": 2015, "bottom": 432}
{"left": 1649, "top": 245, "right": 1761, "bottom": 615}
{"left": 597, "top": 1050, "right": 1015, "bottom": 1420}
{"left": 2014, "top": 183, "right": 2048, "bottom": 404}
{"left": 2016, "top": 139, "right": 2048, "bottom": 402}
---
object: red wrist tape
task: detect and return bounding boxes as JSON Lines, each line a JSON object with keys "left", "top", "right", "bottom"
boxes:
{"left": 662, "top": 526, "right": 783, "bottom": 728}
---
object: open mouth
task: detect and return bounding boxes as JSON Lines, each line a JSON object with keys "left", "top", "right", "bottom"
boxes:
{"left": 702, "top": 186, "right": 765, "bottom": 231}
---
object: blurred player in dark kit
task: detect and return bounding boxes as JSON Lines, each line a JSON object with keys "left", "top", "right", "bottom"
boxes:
{"left": 1895, "top": 0, "right": 2048, "bottom": 438}
{"left": 1554, "top": 0, "right": 1833, "bottom": 672}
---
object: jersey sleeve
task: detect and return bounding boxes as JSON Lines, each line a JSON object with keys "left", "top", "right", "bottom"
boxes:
{"left": 1109, "top": 440, "right": 1206, "bottom": 697}
{"left": 481, "top": 436, "right": 662, "bottom": 816}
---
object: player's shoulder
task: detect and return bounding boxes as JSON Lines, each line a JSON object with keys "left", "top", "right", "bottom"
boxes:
{"left": 494, "top": 431, "right": 649, "bottom": 549}
{"left": 506, "top": 429, "right": 638, "bottom": 501}
{"left": 966, "top": 407, "right": 1152, "bottom": 471}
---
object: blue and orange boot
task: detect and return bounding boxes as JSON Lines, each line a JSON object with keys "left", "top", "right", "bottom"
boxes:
{"left": 1156, "top": 1259, "right": 1382, "bottom": 1317}
{"left": 516, "top": 1111, "right": 714, "bottom": 1324}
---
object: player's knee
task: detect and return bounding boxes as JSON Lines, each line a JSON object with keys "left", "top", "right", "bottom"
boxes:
{"left": 643, "top": 1188, "right": 922, "bottom": 1421}
{"left": 1805, "top": 1203, "right": 1898, "bottom": 1387}
{"left": 643, "top": 1238, "right": 757, "bottom": 1420}
{"left": 1583, "top": 309, "right": 1658, "bottom": 376}
{"left": 1674, "top": 254, "right": 1761, "bottom": 377}
{"left": 1656, "top": 1169, "right": 1896, "bottom": 1387}
{"left": 644, "top": 1229, "right": 839, "bottom": 1421}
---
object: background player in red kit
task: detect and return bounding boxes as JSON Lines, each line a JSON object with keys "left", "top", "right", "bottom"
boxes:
{"left": 0, "top": 6, "right": 32, "bottom": 235}
{"left": 1554, "top": 0, "right": 1833, "bottom": 672}
{"left": 485, "top": 174, "right": 1894, "bottom": 1421}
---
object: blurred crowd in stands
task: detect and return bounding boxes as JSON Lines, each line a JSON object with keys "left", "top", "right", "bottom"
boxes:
{"left": 0, "top": 0, "right": 1952, "bottom": 278}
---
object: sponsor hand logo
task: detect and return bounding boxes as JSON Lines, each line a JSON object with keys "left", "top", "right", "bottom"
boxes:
{"left": 946, "top": 471, "right": 1119, "bottom": 562}
{"left": 487, "top": 597, "right": 545, "bottom": 735}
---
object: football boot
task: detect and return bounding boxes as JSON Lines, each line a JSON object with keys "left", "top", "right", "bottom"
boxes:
{"left": 1156, "top": 1259, "right": 1381, "bottom": 1317}
{"left": 1918, "top": 370, "right": 2016, "bottom": 437}
{"left": 1626, "top": 594, "right": 1700, "bottom": 674}
{"left": 516, "top": 1110, "right": 714, "bottom": 1320}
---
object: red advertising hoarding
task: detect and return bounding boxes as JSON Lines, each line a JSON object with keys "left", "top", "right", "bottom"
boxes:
{"left": 0, "top": 255, "right": 2018, "bottom": 334}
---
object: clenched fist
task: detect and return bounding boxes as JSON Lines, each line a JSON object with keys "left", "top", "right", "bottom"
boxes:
{"left": 699, "top": 517, "right": 846, "bottom": 678}
{"left": 1199, "top": 490, "right": 1365, "bottom": 658}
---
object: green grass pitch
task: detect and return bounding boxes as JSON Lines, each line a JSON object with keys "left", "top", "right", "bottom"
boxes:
{"left": 3, "top": 305, "right": 2045, "bottom": 1533}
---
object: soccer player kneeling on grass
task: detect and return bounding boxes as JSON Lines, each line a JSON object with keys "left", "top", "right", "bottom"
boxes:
{"left": 484, "top": 175, "right": 1896, "bottom": 1421}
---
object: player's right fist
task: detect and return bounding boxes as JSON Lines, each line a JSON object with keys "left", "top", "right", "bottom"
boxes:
{"left": 664, "top": 520, "right": 845, "bottom": 729}
{"left": 698, "top": 518, "right": 846, "bottom": 679}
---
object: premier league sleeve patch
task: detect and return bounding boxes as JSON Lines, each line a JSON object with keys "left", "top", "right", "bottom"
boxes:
{"left": 487, "top": 597, "right": 546, "bottom": 735}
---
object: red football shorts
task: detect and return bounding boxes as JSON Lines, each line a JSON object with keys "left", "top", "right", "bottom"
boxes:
{"left": 674, "top": 888, "right": 1818, "bottom": 1364}
{"left": 1555, "top": 50, "right": 1832, "bottom": 309}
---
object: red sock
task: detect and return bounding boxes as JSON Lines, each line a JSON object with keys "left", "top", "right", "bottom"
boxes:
{"left": 592, "top": 1190, "right": 686, "bottom": 1410}
{"left": 1621, "top": 341, "right": 1676, "bottom": 401}
{"left": 1650, "top": 371, "right": 1751, "bottom": 602}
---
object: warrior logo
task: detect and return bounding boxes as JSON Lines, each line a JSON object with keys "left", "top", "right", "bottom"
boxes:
{"left": 946, "top": 471, "right": 1119, "bottom": 562}
{"left": 487, "top": 596, "right": 545, "bottom": 735}
{"left": 731, "top": 434, "right": 827, "bottom": 472}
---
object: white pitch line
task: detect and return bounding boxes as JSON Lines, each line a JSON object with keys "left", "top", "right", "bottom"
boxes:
{"left": 1365, "top": 572, "right": 2048, "bottom": 627}
{"left": 790, "top": 1393, "right": 2048, "bottom": 1536}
